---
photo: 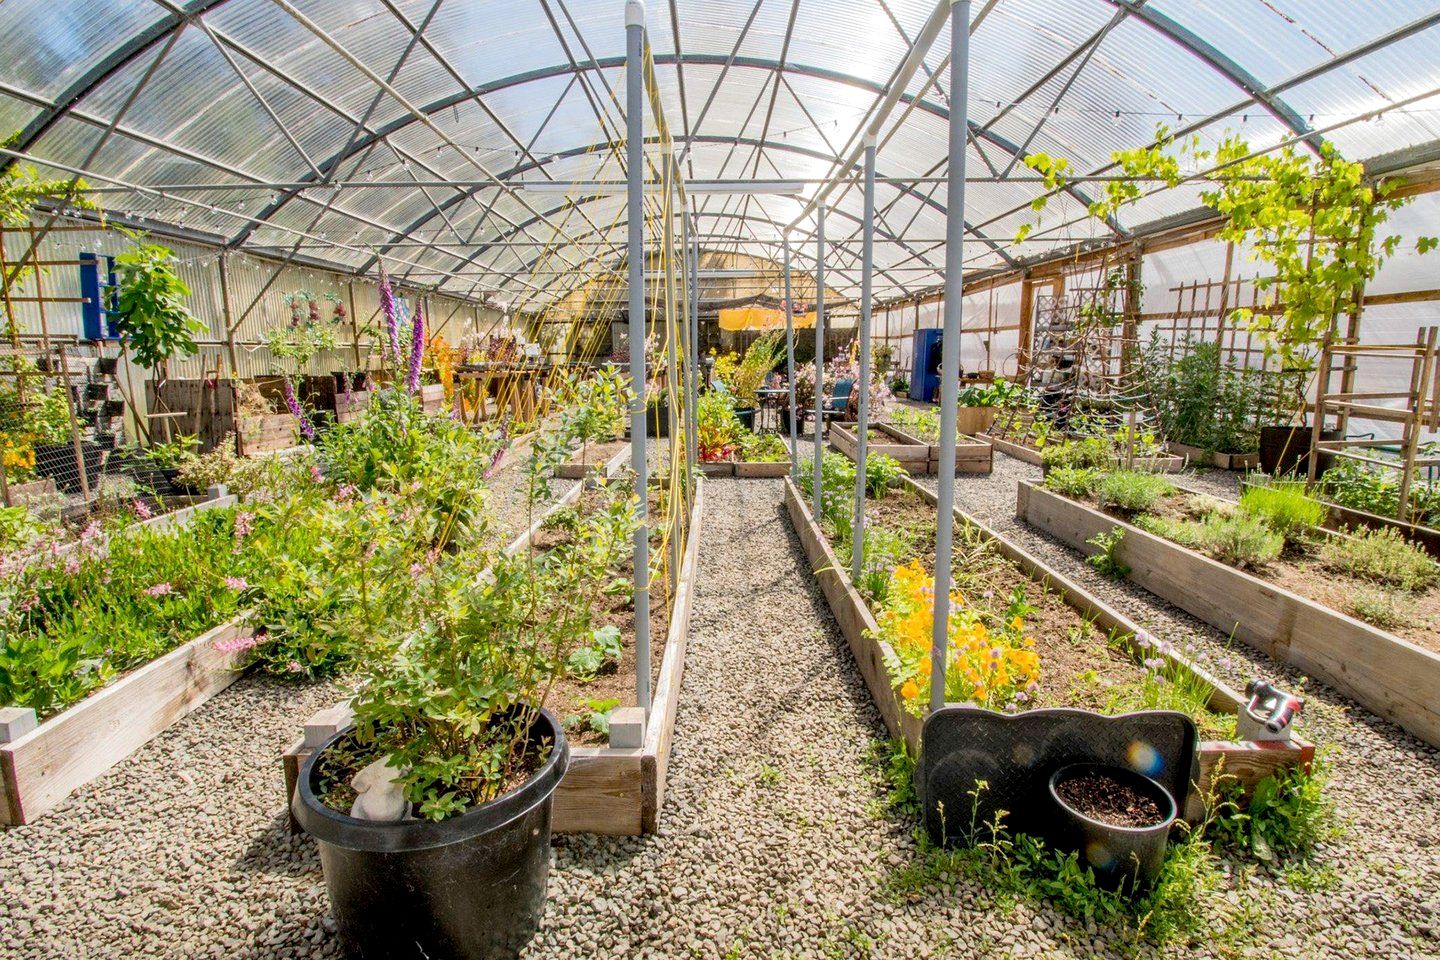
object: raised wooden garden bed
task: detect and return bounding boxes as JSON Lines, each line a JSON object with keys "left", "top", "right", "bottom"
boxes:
{"left": 1016, "top": 479, "right": 1440, "bottom": 749}
{"left": 697, "top": 460, "right": 792, "bottom": 478}
{"left": 785, "top": 477, "right": 1313, "bottom": 816}
{"left": 955, "top": 405, "right": 997, "bottom": 437}
{"left": 333, "top": 390, "right": 374, "bottom": 424}
{"left": 984, "top": 432, "right": 1187, "bottom": 473}
{"left": 237, "top": 412, "right": 299, "bottom": 456}
{"left": 554, "top": 440, "right": 630, "bottom": 479}
{"left": 1168, "top": 441, "right": 1260, "bottom": 472}
{"left": 1239, "top": 479, "right": 1440, "bottom": 559}
{"left": 831, "top": 422, "right": 991, "bottom": 475}
{"left": 419, "top": 382, "right": 446, "bottom": 415}
{"left": 282, "top": 463, "right": 704, "bottom": 836}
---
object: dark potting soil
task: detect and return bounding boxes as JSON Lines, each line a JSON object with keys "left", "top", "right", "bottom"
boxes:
{"left": 1057, "top": 773, "right": 1163, "bottom": 827}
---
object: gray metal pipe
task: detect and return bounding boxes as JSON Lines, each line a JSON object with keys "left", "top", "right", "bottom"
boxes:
{"left": 931, "top": 0, "right": 972, "bottom": 715}
{"left": 625, "top": 0, "right": 651, "bottom": 714}
{"left": 852, "top": 138, "right": 876, "bottom": 582}
{"left": 812, "top": 205, "right": 827, "bottom": 519}
{"left": 684, "top": 209, "right": 700, "bottom": 478}
{"left": 783, "top": 235, "right": 799, "bottom": 480}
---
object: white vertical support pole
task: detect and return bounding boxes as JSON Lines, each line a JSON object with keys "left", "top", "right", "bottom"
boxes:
{"left": 683, "top": 208, "right": 699, "bottom": 478}
{"left": 625, "top": 0, "right": 651, "bottom": 713}
{"left": 852, "top": 136, "right": 876, "bottom": 582}
{"left": 783, "top": 235, "right": 799, "bottom": 480}
{"left": 811, "top": 205, "right": 827, "bottom": 519}
{"left": 931, "top": 0, "right": 971, "bottom": 714}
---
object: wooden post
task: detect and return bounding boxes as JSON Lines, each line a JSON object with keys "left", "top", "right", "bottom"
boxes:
{"left": 1307, "top": 337, "right": 1333, "bottom": 486}
{"left": 346, "top": 280, "right": 362, "bottom": 371}
{"left": 1017, "top": 274, "right": 1035, "bottom": 376}
{"left": 218, "top": 254, "right": 239, "bottom": 375}
{"left": 1396, "top": 327, "right": 1438, "bottom": 522}
{"left": 54, "top": 346, "right": 91, "bottom": 501}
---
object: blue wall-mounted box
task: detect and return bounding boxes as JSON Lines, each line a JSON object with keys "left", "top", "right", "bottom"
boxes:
{"left": 79, "top": 252, "right": 120, "bottom": 341}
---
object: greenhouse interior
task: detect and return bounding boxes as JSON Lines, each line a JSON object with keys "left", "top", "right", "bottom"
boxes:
{"left": 3, "top": 0, "right": 1440, "bottom": 957}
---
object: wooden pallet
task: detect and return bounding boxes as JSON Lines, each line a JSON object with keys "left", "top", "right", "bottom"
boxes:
{"left": 1017, "top": 479, "right": 1440, "bottom": 749}
{"left": 785, "top": 477, "right": 1313, "bottom": 817}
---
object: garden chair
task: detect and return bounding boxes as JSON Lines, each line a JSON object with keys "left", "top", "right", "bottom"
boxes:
{"left": 818, "top": 377, "right": 855, "bottom": 433}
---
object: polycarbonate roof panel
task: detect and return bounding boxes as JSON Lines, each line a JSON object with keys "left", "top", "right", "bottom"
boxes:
{"left": 0, "top": 0, "right": 1436, "bottom": 302}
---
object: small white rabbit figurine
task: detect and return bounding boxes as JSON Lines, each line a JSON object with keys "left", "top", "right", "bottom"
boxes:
{"left": 348, "top": 756, "right": 410, "bottom": 822}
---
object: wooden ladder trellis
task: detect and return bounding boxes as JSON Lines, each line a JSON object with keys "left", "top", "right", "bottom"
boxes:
{"left": 1309, "top": 326, "right": 1440, "bottom": 521}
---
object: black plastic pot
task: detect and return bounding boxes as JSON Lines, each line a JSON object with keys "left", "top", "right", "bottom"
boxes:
{"left": 646, "top": 399, "right": 670, "bottom": 437}
{"left": 85, "top": 382, "right": 109, "bottom": 402}
{"left": 1048, "top": 762, "right": 1177, "bottom": 894}
{"left": 734, "top": 407, "right": 756, "bottom": 431}
{"left": 293, "top": 710, "right": 570, "bottom": 960}
{"left": 95, "top": 356, "right": 120, "bottom": 376}
{"left": 1259, "top": 425, "right": 1340, "bottom": 478}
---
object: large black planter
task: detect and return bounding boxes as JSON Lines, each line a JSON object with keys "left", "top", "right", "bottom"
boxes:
{"left": 1259, "top": 425, "right": 1339, "bottom": 478}
{"left": 293, "top": 710, "right": 569, "bottom": 960}
{"left": 1048, "top": 762, "right": 1177, "bottom": 893}
{"left": 734, "top": 407, "right": 756, "bottom": 431}
{"left": 646, "top": 399, "right": 670, "bottom": 437}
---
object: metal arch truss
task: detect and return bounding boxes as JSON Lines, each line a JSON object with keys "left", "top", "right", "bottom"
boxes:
{"left": 2, "top": 0, "right": 1429, "bottom": 298}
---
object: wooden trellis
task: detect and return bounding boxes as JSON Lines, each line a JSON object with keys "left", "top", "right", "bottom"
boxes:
{"left": 1309, "top": 327, "right": 1440, "bottom": 521}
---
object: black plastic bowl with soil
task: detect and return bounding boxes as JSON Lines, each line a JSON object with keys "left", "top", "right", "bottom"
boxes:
{"left": 1055, "top": 771, "right": 1165, "bottom": 827}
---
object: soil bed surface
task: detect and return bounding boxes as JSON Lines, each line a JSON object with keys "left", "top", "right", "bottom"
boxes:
{"left": 1057, "top": 773, "right": 1164, "bottom": 827}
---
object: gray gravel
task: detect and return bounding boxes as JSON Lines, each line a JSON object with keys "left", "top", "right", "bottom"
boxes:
{"left": 5, "top": 463, "right": 1438, "bottom": 958}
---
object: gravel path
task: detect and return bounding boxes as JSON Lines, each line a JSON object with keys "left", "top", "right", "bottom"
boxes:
{"left": 6, "top": 463, "right": 1438, "bottom": 958}
{"left": 914, "top": 454, "right": 1440, "bottom": 960}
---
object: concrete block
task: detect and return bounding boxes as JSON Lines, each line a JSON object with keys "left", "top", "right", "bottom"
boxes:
{"left": 608, "top": 706, "right": 646, "bottom": 749}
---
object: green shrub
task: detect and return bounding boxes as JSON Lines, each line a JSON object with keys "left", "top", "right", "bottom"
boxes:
{"left": 1133, "top": 513, "right": 1207, "bottom": 550}
{"left": 1086, "top": 527, "right": 1130, "bottom": 578}
{"left": 865, "top": 452, "right": 905, "bottom": 498}
{"left": 1318, "top": 526, "right": 1439, "bottom": 592}
{"left": 1095, "top": 470, "right": 1175, "bottom": 513}
{"left": 1043, "top": 467, "right": 1099, "bottom": 499}
{"left": 738, "top": 431, "right": 788, "bottom": 463}
{"left": 1041, "top": 437, "right": 1110, "bottom": 472}
{"left": 1207, "top": 756, "right": 1338, "bottom": 862}
{"left": 1198, "top": 512, "right": 1283, "bottom": 569}
{"left": 1347, "top": 587, "right": 1409, "bottom": 629}
{"left": 1239, "top": 482, "right": 1326, "bottom": 545}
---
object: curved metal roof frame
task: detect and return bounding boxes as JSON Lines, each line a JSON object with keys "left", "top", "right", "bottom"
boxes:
{"left": 2, "top": 0, "right": 1438, "bottom": 303}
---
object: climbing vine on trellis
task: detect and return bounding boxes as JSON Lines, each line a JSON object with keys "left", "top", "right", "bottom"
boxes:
{"left": 1019, "top": 129, "right": 1437, "bottom": 370}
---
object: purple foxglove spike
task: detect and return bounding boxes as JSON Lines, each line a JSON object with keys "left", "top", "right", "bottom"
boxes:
{"left": 407, "top": 304, "right": 425, "bottom": 395}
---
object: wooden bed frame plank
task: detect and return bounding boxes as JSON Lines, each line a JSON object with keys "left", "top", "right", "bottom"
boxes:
{"left": 1017, "top": 479, "right": 1440, "bottom": 749}
{"left": 1, "top": 617, "right": 255, "bottom": 825}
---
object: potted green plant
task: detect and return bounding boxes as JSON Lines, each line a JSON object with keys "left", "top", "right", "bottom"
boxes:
{"left": 291, "top": 464, "right": 633, "bottom": 960}
{"left": 112, "top": 234, "right": 205, "bottom": 378}
{"left": 715, "top": 332, "right": 784, "bottom": 430}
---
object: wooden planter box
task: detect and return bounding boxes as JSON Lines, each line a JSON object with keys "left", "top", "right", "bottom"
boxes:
{"left": 554, "top": 441, "right": 630, "bottom": 480}
{"left": 333, "top": 390, "right": 374, "bottom": 425}
{"left": 420, "top": 383, "right": 446, "bottom": 414}
{"left": 0, "top": 496, "right": 252, "bottom": 824}
{"left": 785, "top": 477, "right": 1313, "bottom": 815}
{"left": 735, "top": 460, "right": 791, "bottom": 478}
{"left": 237, "top": 413, "right": 299, "bottom": 456}
{"left": 1017, "top": 479, "right": 1440, "bottom": 749}
{"left": 832, "top": 423, "right": 991, "bottom": 475}
{"left": 4, "top": 478, "right": 56, "bottom": 504}
{"left": 985, "top": 432, "right": 1187, "bottom": 473}
{"left": 282, "top": 460, "right": 704, "bottom": 836}
{"left": 1168, "top": 441, "right": 1260, "bottom": 472}
{"left": 956, "top": 405, "right": 997, "bottom": 437}
{"left": 1, "top": 615, "right": 256, "bottom": 825}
